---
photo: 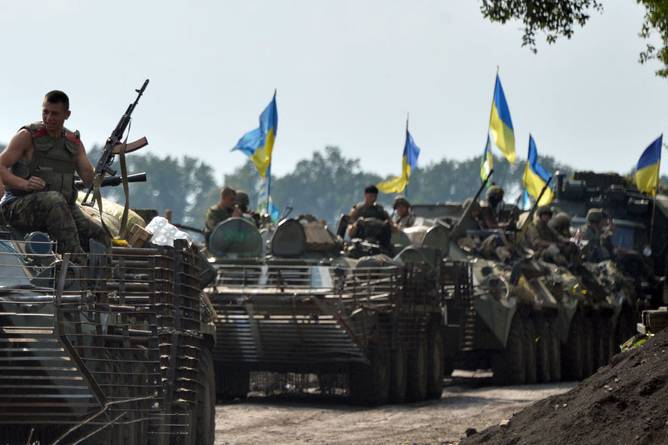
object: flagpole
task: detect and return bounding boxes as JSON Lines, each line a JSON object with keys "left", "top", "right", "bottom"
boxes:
{"left": 405, "top": 113, "right": 409, "bottom": 198}
{"left": 482, "top": 67, "right": 499, "bottom": 184}
{"left": 649, "top": 159, "right": 660, "bottom": 248}
{"left": 266, "top": 167, "right": 272, "bottom": 215}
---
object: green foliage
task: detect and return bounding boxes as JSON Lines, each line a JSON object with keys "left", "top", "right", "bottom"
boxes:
{"left": 480, "top": 0, "right": 668, "bottom": 77}
{"left": 87, "top": 146, "right": 218, "bottom": 227}
{"left": 84, "top": 145, "right": 572, "bottom": 227}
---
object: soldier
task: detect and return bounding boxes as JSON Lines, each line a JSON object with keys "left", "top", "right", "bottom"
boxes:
{"left": 478, "top": 185, "right": 506, "bottom": 229}
{"left": 525, "top": 206, "right": 559, "bottom": 252}
{"left": 548, "top": 212, "right": 573, "bottom": 239}
{"left": 392, "top": 195, "right": 415, "bottom": 229}
{"left": 235, "top": 190, "right": 261, "bottom": 227}
{"left": 582, "top": 208, "right": 612, "bottom": 262}
{"left": 204, "top": 187, "right": 242, "bottom": 237}
{"left": 0, "top": 90, "right": 109, "bottom": 254}
{"left": 348, "top": 184, "right": 392, "bottom": 240}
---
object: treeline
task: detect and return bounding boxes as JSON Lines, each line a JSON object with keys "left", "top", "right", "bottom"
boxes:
{"left": 0, "top": 142, "right": 658, "bottom": 228}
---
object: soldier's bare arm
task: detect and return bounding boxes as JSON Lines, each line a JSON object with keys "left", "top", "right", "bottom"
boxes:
{"left": 75, "top": 143, "right": 95, "bottom": 187}
{"left": 0, "top": 129, "right": 44, "bottom": 192}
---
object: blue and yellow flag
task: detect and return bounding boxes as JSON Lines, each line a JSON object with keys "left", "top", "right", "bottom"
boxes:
{"left": 522, "top": 135, "right": 554, "bottom": 206}
{"left": 480, "top": 134, "right": 493, "bottom": 182}
{"left": 489, "top": 74, "right": 516, "bottom": 163}
{"left": 232, "top": 92, "right": 278, "bottom": 177}
{"left": 635, "top": 135, "right": 663, "bottom": 196}
{"left": 377, "top": 127, "right": 421, "bottom": 193}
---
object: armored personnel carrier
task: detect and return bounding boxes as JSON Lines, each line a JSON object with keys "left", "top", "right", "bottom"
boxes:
{"left": 0, "top": 200, "right": 216, "bottom": 444}
{"left": 410, "top": 190, "right": 631, "bottom": 385}
{"left": 205, "top": 216, "right": 447, "bottom": 405}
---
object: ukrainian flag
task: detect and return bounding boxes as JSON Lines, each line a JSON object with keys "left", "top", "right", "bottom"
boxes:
{"left": 480, "top": 134, "right": 493, "bottom": 182}
{"left": 232, "top": 92, "right": 278, "bottom": 177}
{"left": 522, "top": 135, "right": 554, "bottom": 206}
{"left": 489, "top": 74, "right": 516, "bottom": 163}
{"left": 377, "top": 127, "right": 421, "bottom": 193}
{"left": 635, "top": 135, "right": 663, "bottom": 196}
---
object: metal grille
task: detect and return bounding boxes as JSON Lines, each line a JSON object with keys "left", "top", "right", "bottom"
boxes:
{"left": 208, "top": 263, "right": 440, "bottom": 370}
{"left": 0, "top": 240, "right": 203, "bottom": 443}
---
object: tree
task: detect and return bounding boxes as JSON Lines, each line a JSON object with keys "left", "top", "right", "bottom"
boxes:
{"left": 480, "top": 0, "right": 668, "bottom": 77}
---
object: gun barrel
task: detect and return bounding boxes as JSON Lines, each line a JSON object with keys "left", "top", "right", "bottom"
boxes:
{"left": 76, "top": 172, "right": 147, "bottom": 190}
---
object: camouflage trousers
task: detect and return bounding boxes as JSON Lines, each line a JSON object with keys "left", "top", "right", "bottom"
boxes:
{"left": 1, "top": 191, "right": 110, "bottom": 254}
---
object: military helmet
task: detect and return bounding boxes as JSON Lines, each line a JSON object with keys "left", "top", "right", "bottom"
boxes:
{"left": 586, "top": 208, "right": 604, "bottom": 224}
{"left": 486, "top": 185, "right": 504, "bottom": 202}
{"left": 549, "top": 212, "right": 571, "bottom": 233}
{"left": 235, "top": 191, "right": 250, "bottom": 210}
{"left": 536, "top": 205, "right": 553, "bottom": 217}
{"left": 393, "top": 195, "right": 410, "bottom": 209}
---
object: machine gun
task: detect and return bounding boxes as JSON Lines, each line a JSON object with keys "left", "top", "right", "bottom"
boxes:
{"left": 449, "top": 169, "right": 494, "bottom": 240}
{"left": 82, "top": 79, "right": 149, "bottom": 205}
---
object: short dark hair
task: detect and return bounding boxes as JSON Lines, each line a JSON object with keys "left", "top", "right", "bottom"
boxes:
{"left": 221, "top": 186, "right": 236, "bottom": 199}
{"left": 44, "top": 90, "right": 70, "bottom": 110}
{"left": 364, "top": 185, "right": 379, "bottom": 194}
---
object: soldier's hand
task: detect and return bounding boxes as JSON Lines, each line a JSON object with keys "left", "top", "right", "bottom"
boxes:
{"left": 25, "top": 176, "right": 46, "bottom": 191}
{"left": 232, "top": 207, "right": 242, "bottom": 217}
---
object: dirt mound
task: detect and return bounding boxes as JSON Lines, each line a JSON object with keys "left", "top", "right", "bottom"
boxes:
{"left": 461, "top": 329, "right": 668, "bottom": 445}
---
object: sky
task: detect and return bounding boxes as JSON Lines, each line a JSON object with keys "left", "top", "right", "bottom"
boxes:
{"left": 0, "top": 0, "right": 666, "bottom": 182}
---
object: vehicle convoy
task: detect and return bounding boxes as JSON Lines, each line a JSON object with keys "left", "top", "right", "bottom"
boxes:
{"left": 408, "top": 173, "right": 645, "bottom": 385}
{"left": 204, "top": 215, "right": 447, "bottom": 405}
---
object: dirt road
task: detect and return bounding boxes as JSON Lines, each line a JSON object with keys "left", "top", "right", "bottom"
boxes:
{"left": 214, "top": 376, "right": 575, "bottom": 445}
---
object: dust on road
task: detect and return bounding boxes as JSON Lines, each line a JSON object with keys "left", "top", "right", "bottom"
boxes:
{"left": 215, "top": 378, "right": 575, "bottom": 445}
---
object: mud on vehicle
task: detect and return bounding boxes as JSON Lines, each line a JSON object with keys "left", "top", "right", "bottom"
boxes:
{"left": 0, "top": 233, "right": 215, "bottom": 445}
{"left": 205, "top": 216, "right": 446, "bottom": 405}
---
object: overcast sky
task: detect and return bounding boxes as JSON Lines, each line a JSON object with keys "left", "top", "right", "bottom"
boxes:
{"left": 0, "top": 1, "right": 666, "bottom": 181}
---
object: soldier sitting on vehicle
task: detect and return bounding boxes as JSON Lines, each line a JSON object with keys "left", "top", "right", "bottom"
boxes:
{"left": 478, "top": 185, "right": 508, "bottom": 230}
{"left": 0, "top": 90, "right": 110, "bottom": 254}
{"left": 235, "top": 190, "right": 261, "bottom": 227}
{"left": 347, "top": 184, "right": 393, "bottom": 247}
{"left": 204, "top": 186, "right": 242, "bottom": 240}
{"left": 525, "top": 206, "right": 576, "bottom": 266}
{"left": 581, "top": 208, "right": 613, "bottom": 263}
{"left": 392, "top": 195, "right": 415, "bottom": 229}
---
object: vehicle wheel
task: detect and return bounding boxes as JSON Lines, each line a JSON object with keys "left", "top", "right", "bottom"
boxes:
{"left": 548, "top": 319, "right": 562, "bottom": 382}
{"left": 582, "top": 316, "right": 595, "bottom": 377}
{"left": 350, "top": 337, "right": 391, "bottom": 406}
{"left": 492, "top": 314, "right": 525, "bottom": 386}
{"left": 562, "top": 311, "right": 584, "bottom": 381}
{"left": 195, "top": 347, "right": 216, "bottom": 445}
{"left": 216, "top": 364, "right": 249, "bottom": 401}
{"left": 523, "top": 317, "right": 537, "bottom": 384}
{"left": 406, "top": 335, "right": 428, "bottom": 401}
{"left": 535, "top": 317, "right": 551, "bottom": 383}
{"left": 389, "top": 342, "right": 407, "bottom": 403}
{"left": 426, "top": 325, "right": 444, "bottom": 400}
{"left": 593, "top": 314, "right": 612, "bottom": 369}
{"left": 615, "top": 309, "right": 635, "bottom": 352}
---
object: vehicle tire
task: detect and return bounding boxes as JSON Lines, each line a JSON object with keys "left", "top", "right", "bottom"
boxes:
{"left": 562, "top": 311, "right": 584, "bottom": 381}
{"left": 492, "top": 314, "right": 525, "bottom": 386}
{"left": 593, "top": 314, "right": 612, "bottom": 369}
{"left": 195, "top": 347, "right": 216, "bottom": 445}
{"left": 350, "top": 337, "right": 391, "bottom": 406}
{"left": 389, "top": 342, "right": 408, "bottom": 403}
{"left": 523, "top": 317, "right": 537, "bottom": 384}
{"left": 535, "top": 317, "right": 551, "bottom": 383}
{"left": 426, "top": 325, "right": 445, "bottom": 400}
{"left": 615, "top": 309, "right": 635, "bottom": 352}
{"left": 548, "top": 320, "right": 562, "bottom": 382}
{"left": 582, "top": 315, "right": 595, "bottom": 377}
{"left": 216, "top": 364, "right": 249, "bottom": 401}
{"left": 406, "top": 335, "right": 428, "bottom": 401}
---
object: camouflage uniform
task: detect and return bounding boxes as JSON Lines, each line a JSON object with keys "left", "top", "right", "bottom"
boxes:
{"left": 582, "top": 208, "right": 612, "bottom": 262}
{"left": 350, "top": 201, "right": 389, "bottom": 222}
{"left": 0, "top": 122, "right": 109, "bottom": 254}
{"left": 204, "top": 205, "right": 234, "bottom": 233}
